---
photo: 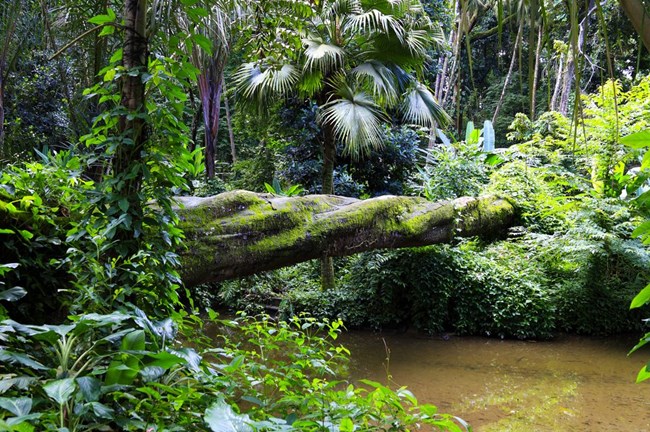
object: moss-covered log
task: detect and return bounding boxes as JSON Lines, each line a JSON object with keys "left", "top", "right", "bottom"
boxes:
{"left": 176, "top": 191, "right": 515, "bottom": 287}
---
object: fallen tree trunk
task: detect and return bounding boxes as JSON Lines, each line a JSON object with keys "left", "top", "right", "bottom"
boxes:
{"left": 176, "top": 191, "right": 515, "bottom": 287}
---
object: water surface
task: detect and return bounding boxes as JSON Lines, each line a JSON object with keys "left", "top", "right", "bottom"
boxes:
{"left": 341, "top": 331, "right": 650, "bottom": 431}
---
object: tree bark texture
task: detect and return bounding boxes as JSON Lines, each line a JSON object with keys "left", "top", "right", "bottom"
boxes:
{"left": 176, "top": 191, "right": 515, "bottom": 287}
{"left": 113, "top": 0, "right": 147, "bottom": 197}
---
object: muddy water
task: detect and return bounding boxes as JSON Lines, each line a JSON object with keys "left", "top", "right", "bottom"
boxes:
{"left": 341, "top": 332, "right": 650, "bottom": 431}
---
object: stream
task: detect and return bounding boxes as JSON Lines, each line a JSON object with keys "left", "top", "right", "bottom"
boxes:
{"left": 341, "top": 331, "right": 650, "bottom": 431}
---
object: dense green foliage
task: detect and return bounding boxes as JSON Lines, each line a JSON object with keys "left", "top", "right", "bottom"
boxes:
{"left": 3, "top": 0, "right": 650, "bottom": 429}
{"left": 0, "top": 311, "right": 466, "bottom": 431}
{"left": 216, "top": 78, "right": 650, "bottom": 339}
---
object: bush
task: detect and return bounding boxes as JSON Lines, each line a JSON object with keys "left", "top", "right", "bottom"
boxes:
{"left": 0, "top": 310, "right": 465, "bottom": 431}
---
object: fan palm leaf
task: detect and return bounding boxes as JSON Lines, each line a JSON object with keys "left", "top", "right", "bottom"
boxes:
{"left": 319, "top": 82, "right": 388, "bottom": 158}
{"left": 352, "top": 60, "right": 398, "bottom": 104}
{"left": 345, "top": 9, "right": 405, "bottom": 42}
{"left": 303, "top": 37, "right": 346, "bottom": 73}
{"left": 233, "top": 62, "right": 300, "bottom": 110}
{"left": 401, "top": 83, "right": 451, "bottom": 127}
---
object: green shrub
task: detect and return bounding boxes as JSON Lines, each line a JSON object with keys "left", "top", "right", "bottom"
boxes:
{"left": 451, "top": 241, "right": 556, "bottom": 339}
{"left": 0, "top": 154, "right": 93, "bottom": 322}
{"left": 0, "top": 310, "right": 465, "bottom": 431}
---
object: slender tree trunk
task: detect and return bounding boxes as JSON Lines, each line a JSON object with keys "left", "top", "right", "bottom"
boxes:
{"left": 0, "top": 76, "right": 4, "bottom": 150}
{"left": 199, "top": 68, "right": 222, "bottom": 179}
{"left": 530, "top": 25, "right": 543, "bottom": 120}
{"left": 493, "top": 21, "right": 523, "bottom": 123}
{"left": 320, "top": 121, "right": 336, "bottom": 290}
{"left": 527, "top": 0, "right": 539, "bottom": 116}
{"left": 559, "top": 56, "right": 575, "bottom": 116}
{"left": 619, "top": 0, "right": 650, "bottom": 53}
{"left": 550, "top": 54, "right": 564, "bottom": 111}
{"left": 223, "top": 79, "right": 237, "bottom": 164}
{"left": 113, "top": 0, "right": 148, "bottom": 245}
{"left": 0, "top": 1, "right": 19, "bottom": 153}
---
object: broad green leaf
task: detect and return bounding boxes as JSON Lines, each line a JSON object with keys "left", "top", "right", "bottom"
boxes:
{"left": 621, "top": 130, "right": 650, "bottom": 149}
{"left": 632, "top": 220, "right": 650, "bottom": 240}
{"left": 89, "top": 402, "right": 114, "bottom": 419}
{"left": 18, "top": 230, "right": 33, "bottom": 240}
{"left": 465, "top": 121, "right": 475, "bottom": 143}
{"left": 0, "top": 350, "right": 48, "bottom": 370}
{"left": 145, "top": 351, "right": 185, "bottom": 369}
{"left": 104, "top": 330, "right": 145, "bottom": 385}
{"left": 99, "top": 25, "right": 115, "bottom": 37}
{"left": 76, "top": 377, "right": 101, "bottom": 402}
{"left": 637, "top": 365, "right": 650, "bottom": 383}
{"left": 43, "top": 379, "right": 76, "bottom": 405}
{"left": 630, "top": 282, "right": 650, "bottom": 309}
{"left": 0, "top": 377, "right": 37, "bottom": 394}
{"left": 339, "top": 417, "right": 354, "bottom": 432}
{"left": 204, "top": 399, "right": 253, "bottom": 432}
{"left": 0, "top": 228, "right": 14, "bottom": 234}
{"left": 0, "top": 397, "right": 32, "bottom": 416}
{"left": 0, "top": 287, "right": 27, "bottom": 302}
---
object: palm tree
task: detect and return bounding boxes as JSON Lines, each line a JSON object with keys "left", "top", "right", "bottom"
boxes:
{"left": 233, "top": 0, "right": 450, "bottom": 288}
{"left": 181, "top": 0, "right": 247, "bottom": 178}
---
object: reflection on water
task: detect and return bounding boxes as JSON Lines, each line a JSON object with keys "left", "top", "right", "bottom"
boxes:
{"left": 341, "top": 331, "right": 650, "bottom": 431}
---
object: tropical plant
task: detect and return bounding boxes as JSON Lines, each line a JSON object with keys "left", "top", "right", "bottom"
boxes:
{"left": 0, "top": 309, "right": 467, "bottom": 431}
{"left": 264, "top": 177, "right": 305, "bottom": 197}
{"left": 233, "top": 0, "right": 450, "bottom": 195}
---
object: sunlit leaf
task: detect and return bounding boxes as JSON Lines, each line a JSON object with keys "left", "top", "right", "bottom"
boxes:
{"left": 621, "top": 130, "right": 650, "bottom": 149}
{"left": 630, "top": 282, "right": 650, "bottom": 309}
{"left": 205, "top": 399, "right": 253, "bottom": 432}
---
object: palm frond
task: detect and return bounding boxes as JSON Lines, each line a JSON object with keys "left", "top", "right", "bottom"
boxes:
{"left": 352, "top": 61, "right": 398, "bottom": 104}
{"left": 233, "top": 62, "right": 300, "bottom": 111}
{"left": 319, "top": 84, "right": 387, "bottom": 159}
{"left": 324, "top": 0, "right": 363, "bottom": 17}
{"left": 401, "top": 83, "right": 451, "bottom": 127}
{"left": 303, "top": 37, "right": 345, "bottom": 73}
{"left": 345, "top": 9, "right": 405, "bottom": 41}
{"left": 361, "top": 0, "right": 422, "bottom": 16}
{"left": 299, "top": 69, "right": 325, "bottom": 96}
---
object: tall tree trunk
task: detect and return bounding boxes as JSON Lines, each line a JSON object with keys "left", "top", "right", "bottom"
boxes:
{"left": 559, "top": 57, "right": 574, "bottom": 115}
{"left": 176, "top": 192, "right": 515, "bottom": 287}
{"left": 559, "top": 2, "right": 591, "bottom": 116}
{"left": 619, "top": 0, "right": 650, "bottom": 53}
{"left": 550, "top": 54, "right": 564, "bottom": 111}
{"left": 112, "top": 0, "right": 148, "bottom": 246}
{"left": 530, "top": 25, "right": 543, "bottom": 120}
{"left": 0, "top": 1, "right": 19, "bottom": 153}
{"left": 320, "top": 121, "right": 336, "bottom": 290}
{"left": 0, "top": 77, "right": 4, "bottom": 150}
{"left": 493, "top": 21, "right": 523, "bottom": 124}
{"left": 199, "top": 64, "right": 222, "bottom": 179}
{"left": 527, "top": 0, "right": 539, "bottom": 117}
{"left": 223, "top": 79, "right": 237, "bottom": 164}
